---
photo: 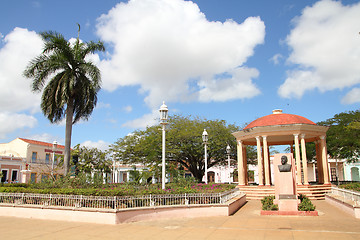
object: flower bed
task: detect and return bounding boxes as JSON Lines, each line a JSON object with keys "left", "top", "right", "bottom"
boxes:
{"left": 260, "top": 194, "right": 318, "bottom": 216}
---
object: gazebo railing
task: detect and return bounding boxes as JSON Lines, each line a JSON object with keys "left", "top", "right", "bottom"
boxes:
{"left": 0, "top": 188, "right": 241, "bottom": 210}
{"left": 329, "top": 187, "right": 360, "bottom": 206}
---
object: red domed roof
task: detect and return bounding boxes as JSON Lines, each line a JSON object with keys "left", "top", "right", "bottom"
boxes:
{"left": 244, "top": 110, "right": 316, "bottom": 130}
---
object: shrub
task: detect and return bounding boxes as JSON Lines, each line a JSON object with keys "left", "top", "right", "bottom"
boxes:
{"left": 339, "top": 182, "right": 360, "bottom": 192}
{"left": 298, "top": 194, "right": 316, "bottom": 211}
{"left": 261, "top": 195, "right": 278, "bottom": 211}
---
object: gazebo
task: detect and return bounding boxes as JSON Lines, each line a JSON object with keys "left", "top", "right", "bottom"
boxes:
{"left": 232, "top": 109, "right": 330, "bottom": 187}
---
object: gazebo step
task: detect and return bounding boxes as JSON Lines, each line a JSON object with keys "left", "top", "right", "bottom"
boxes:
{"left": 237, "top": 184, "right": 331, "bottom": 200}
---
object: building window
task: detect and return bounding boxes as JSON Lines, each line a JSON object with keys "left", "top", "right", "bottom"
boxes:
{"left": 331, "top": 168, "right": 337, "bottom": 181}
{"left": 41, "top": 174, "right": 49, "bottom": 182}
{"left": 11, "top": 170, "right": 18, "bottom": 182}
{"left": 1, "top": 170, "right": 8, "bottom": 183}
{"left": 31, "top": 152, "right": 37, "bottom": 163}
{"left": 45, "top": 153, "right": 50, "bottom": 164}
{"left": 30, "top": 173, "right": 36, "bottom": 183}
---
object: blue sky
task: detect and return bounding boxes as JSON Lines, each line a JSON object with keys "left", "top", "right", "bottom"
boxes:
{"left": 0, "top": 0, "right": 359, "bottom": 151}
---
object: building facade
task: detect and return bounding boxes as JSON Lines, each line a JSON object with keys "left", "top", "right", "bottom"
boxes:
{"left": 0, "top": 138, "right": 65, "bottom": 183}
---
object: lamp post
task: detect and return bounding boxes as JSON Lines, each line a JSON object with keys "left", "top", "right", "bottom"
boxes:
{"left": 202, "top": 129, "right": 208, "bottom": 184}
{"left": 226, "top": 144, "right": 231, "bottom": 184}
{"left": 51, "top": 141, "right": 58, "bottom": 177}
{"left": 159, "top": 101, "right": 168, "bottom": 190}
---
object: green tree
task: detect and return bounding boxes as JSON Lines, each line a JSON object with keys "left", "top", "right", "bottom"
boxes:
{"left": 23, "top": 25, "right": 105, "bottom": 174}
{"left": 72, "top": 144, "right": 112, "bottom": 174}
{"left": 110, "top": 115, "right": 241, "bottom": 182}
{"left": 318, "top": 110, "right": 360, "bottom": 162}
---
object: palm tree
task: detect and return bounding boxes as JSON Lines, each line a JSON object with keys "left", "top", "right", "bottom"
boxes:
{"left": 24, "top": 25, "right": 105, "bottom": 175}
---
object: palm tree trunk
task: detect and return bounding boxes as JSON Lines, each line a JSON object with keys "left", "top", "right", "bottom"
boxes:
{"left": 64, "top": 101, "right": 74, "bottom": 175}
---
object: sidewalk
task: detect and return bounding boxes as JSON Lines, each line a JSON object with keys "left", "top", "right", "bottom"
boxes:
{"left": 1, "top": 200, "right": 359, "bottom": 240}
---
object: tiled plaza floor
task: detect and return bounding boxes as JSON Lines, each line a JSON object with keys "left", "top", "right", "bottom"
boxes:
{"left": 1, "top": 200, "right": 359, "bottom": 239}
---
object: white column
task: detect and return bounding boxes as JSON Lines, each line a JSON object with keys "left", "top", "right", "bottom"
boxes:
{"left": 300, "top": 134, "right": 309, "bottom": 185}
{"left": 262, "top": 136, "right": 270, "bottom": 186}
{"left": 294, "top": 134, "right": 302, "bottom": 184}
{"left": 204, "top": 143, "right": 208, "bottom": 184}
{"left": 320, "top": 136, "right": 330, "bottom": 184}
{"left": 162, "top": 124, "right": 166, "bottom": 189}
{"left": 256, "top": 136, "right": 264, "bottom": 185}
{"left": 237, "top": 140, "right": 245, "bottom": 185}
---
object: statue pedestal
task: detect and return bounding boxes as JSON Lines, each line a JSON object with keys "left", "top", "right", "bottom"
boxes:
{"left": 274, "top": 153, "right": 298, "bottom": 212}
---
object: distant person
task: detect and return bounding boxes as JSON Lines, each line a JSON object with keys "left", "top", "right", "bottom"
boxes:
{"left": 278, "top": 155, "right": 291, "bottom": 172}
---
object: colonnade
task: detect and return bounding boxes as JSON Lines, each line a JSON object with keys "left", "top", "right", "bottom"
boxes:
{"left": 236, "top": 134, "right": 330, "bottom": 186}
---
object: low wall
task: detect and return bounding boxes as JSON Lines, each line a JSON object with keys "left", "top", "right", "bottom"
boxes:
{"left": 325, "top": 194, "right": 360, "bottom": 218}
{"left": 0, "top": 194, "right": 246, "bottom": 224}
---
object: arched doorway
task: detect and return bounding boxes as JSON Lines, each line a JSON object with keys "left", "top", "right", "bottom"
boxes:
{"left": 208, "top": 171, "right": 215, "bottom": 183}
{"left": 351, "top": 167, "right": 360, "bottom": 181}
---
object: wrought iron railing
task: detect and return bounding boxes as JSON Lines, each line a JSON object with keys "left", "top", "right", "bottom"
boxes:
{"left": 0, "top": 188, "right": 241, "bottom": 210}
{"left": 329, "top": 187, "right": 360, "bottom": 206}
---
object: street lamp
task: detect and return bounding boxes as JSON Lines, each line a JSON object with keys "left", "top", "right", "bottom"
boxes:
{"left": 159, "top": 101, "right": 168, "bottom": 190}
{"left": 52, "top": 141, "right": 58, "bottom": 177}
{"left": 226, "top": 145, "right": 231, "bottom": 184}
{"left": 202, "top": 129, "right": 208, "bottom": 184}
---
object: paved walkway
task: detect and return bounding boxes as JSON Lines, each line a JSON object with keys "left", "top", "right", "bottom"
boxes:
{"left": 1, "top": 200, "right": 359, "bottom": 240}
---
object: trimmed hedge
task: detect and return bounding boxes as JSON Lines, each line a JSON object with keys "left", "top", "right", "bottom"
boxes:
{"left": 339, "top": 182, "right": 360, "bottom": 192}
{"left": 0, "top": 182, "right": 235, "bottom": 196}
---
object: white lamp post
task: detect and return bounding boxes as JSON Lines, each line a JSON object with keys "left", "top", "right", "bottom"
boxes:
{"left": 159, "top": 101, "right": 168, "bottom": 190}
{"left": 226, "top": 145, "right": 231, "bottom": 184}
{"left": 52, "top": 141, "right": 58, "bottom": 177}
{"left": 202, "top": 129, "right": 208, "bottom": 184}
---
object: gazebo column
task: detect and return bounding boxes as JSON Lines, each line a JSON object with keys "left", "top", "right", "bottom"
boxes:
{"left": 294, "top": 134, "right": 302, "bottom": 185}
{"left": 300, "top": 134, "right": 309, "bottom": 185}
{"left": 267, "top": 146, "right": 272, "bottom": 185}
{"left": 243, "top": 145, "right": 248, "bottom": 185}
{"left": 315, "top": 140, "right": 324, "bottom": 183}
{"left": 262, "top": 136, "right": 270, "bottom": 186}
{"left": 237, "top": 140, "right": 246, "bottom": 185}
{"left": 320, "top": 136, "right": 330, "bottom": 184}
{"left": 256, "top": 136, "right": 264, "bottom": 185}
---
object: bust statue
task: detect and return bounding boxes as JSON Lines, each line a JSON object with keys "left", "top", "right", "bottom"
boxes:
{"left": 278, "top": 155, "right": 291, "bottom": 172}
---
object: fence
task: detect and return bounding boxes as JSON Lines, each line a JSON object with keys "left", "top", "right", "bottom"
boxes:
{"left": 330, "top": 187, "right": 360, "bottom": 206}
{"left": 0, "top": 188, "right": 240, "bottom": 210}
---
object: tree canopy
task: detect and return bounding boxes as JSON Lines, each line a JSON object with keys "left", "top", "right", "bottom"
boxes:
{"left": 110, "top": 115, "right": 240, "bottom": 182}
{"left": 72, "top": 144, "right": 112, "bottom": 174}
{"left": 23, "top": 25, "right": 105, "bottom": 174}
{"left": 318, "top": 110, "right": 360, "bottom": 162}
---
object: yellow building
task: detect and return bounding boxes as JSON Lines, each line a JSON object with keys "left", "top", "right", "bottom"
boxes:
{"left": 0, "top": 138, "right": 65, "bottom": 183}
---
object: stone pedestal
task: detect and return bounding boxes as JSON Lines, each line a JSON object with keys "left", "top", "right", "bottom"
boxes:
{"left": 21, "top": 170, "right": 31, "bottom": 184}
{"left": 274, "top": 153, "right": 298, "bottom": 212}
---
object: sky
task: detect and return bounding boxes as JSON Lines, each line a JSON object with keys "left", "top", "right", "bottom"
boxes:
{"left": 0, "top": 0, "right": 359, "bottom": 151}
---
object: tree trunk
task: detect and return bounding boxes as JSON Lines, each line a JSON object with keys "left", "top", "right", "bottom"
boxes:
{"left": 64, "top": 101, "right": 74, "bottom": 175}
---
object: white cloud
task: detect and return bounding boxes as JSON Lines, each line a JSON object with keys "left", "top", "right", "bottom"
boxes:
{"left": 0, "top": 112, "right": 37, "bottom": 139}
{"left": 279, "top": 0, "right": 360, "bottom": 100}
{"left": 96, "top": 0, "right": 265, "bottom": 110}
{"left": 95, "top": 102, "right": 111, "bottom": 109}
{"left": 198, "top": 67, "right": 260, "bottom": 102}
{"left": 0, "top": 27, "right": 43, "bottom": 113}
{"left": 341, "top": 88, "right": 360, "bottom": 104}
{"left": 122, "top": 111, "right": 158, "bottom": 129}
{"left": 81, "top": 140, "right": 110, "bottom": 151}
{"left": 26, "top": 133, "right": 64, "bottom": 145}
{"left": 123, "top": 105, "right": 133, "bottom": 113}
{"left": 270, "top": 53, "right": 283, "bottom": 65}
{"left": 0, "top": 28, "right": 44, "bottom": 138}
